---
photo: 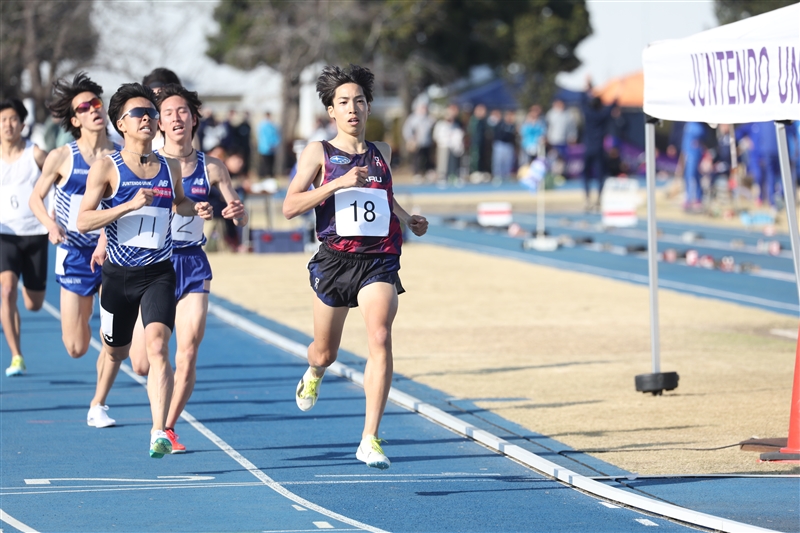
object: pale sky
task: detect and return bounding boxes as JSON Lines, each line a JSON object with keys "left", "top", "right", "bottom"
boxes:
{"left": 558, "top": 0, "right": 718, "bottom": 89}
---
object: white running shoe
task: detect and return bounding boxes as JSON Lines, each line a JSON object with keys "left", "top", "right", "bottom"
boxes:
{"left": 356, "top": 435, "right": 391, "bottom": 470}
{"left": 149, "top": 430, "right": 172, "bottom": 458}
{"left": 295, "top": 368, "right": 323, "bottom": 411}
{"left": 87, "top": 405, "right": 116, "bottom": 428}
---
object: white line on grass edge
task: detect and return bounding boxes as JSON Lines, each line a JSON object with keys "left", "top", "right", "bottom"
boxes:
{"left": 206, "top": 301, "right": 780, "bottom": 533}
{"left": 40, "top": 300, "right": 387, "bottom": 533}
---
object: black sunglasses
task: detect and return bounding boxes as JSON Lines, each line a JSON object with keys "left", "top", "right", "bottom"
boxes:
{"left": 119, "top": 107, "right": 159, "bottom": 120}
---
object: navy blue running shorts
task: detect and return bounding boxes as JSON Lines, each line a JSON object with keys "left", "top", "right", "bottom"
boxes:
{"left": 171, "top": 246, "right": 212, "bottom": 301}
{"left": 55, "top": 244, "right": 102, "bottom": 297}
{"left": 307, "top": 244, "right": 404, "bottom": 308}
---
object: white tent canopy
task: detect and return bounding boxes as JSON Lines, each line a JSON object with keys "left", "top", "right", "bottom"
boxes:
{"left": 638, "top": 4, "right": 800, "bottom": 394}
{"left": 643, "top": 2, "right": 800, "bottom": 123}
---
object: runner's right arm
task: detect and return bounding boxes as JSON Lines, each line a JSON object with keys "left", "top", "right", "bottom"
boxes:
{"left": 282, "top": 141, "right": 366, "bottom": 219}
{"left": 29, "top": 146, "right": 68, "bottom": 244}
{"left": 77, "top": 157, "right": 153, "bottom": 233}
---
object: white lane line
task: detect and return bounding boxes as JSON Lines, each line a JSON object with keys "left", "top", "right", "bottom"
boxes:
{"left": 261, "top": 529, "right": 360, "bottom": 533}
{"left": 314, "top": 523, "right": 335, "bottom": 529}
{"left": 752, "top": 269, "right": 796, "bottom": 283}
{"left": 292, "top": 505, "right": 307, "bottom": 511}
{"left": 314, "top": 472, "right": 501, "bottom": 478}
{"left": 208, "top": 301, "right": 781, "bottom": 533}
{"left": 3, "top": 474, "right": 516, "bottom": 496}
{"left": 636, "top": 518, "right": 660, "bottom": 526}
{"left": 600, "top": 502, "right": 621, "bottom": 509}
{"left": 770, "top": 328, "right": 798, "bottom": 340}
{"left": 38, "top": 301, "right": 387, "bottom": 533}
{"left": 424, "top": 235, "right": 800, "bottom": 313}
{"left": 0, "top": 510, "right": 39, "bottom": 533}
{"left": 24, "top": 475, "right": 214, "bottom": 485}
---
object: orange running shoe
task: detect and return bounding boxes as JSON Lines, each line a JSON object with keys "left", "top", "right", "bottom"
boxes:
{"left": 165, "top": 428, "right": 186, "bottom": 453}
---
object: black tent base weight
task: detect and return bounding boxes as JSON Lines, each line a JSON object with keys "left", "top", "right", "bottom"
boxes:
{"left": 635, "top": 372, "right": 679, "bottom": 396}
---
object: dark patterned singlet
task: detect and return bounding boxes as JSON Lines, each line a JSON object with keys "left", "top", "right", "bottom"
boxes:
{"left": 314, "top": 141, "right": 402, "bottom": 255}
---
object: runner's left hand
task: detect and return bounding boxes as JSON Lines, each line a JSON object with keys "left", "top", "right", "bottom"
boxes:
{"left": 407, "top": 215, "right": 428, "bottom": 237}
{"left": 221, "top": 199, "right": 245, "bottom": 221}
{"left": 194, "top": 201, "right": 214, "bottom": 220}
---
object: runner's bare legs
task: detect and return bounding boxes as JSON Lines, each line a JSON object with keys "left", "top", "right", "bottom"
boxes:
{"left": 357, "top": 282, "right": 397, "bottom": 439}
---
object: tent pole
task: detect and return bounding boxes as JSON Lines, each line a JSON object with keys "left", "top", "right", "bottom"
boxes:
{"left": 774, "top": 121, "right": 800, "bottom": 304}
{"left": 635, "top": 117, "right": 679, "bottom": 395}
{"left": 645, "top": 119, "right": 661, "bottom": 374}
{"left": 758, "top": 121, "right": 800, "bottom": 461}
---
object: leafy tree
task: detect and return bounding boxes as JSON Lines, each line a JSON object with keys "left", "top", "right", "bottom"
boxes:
{"left": 351, "top": 0, "right": 591, "bottom": 111}
{"left": 207, "top": 0, "right": 592, "bottom": 169}
{"left": 207, "top": 0, "right": 358, "bottom": 173}
{"left": 0, "top": 1, "right": 98, "bottom": 122}
{"left": 347, "top": 0, "right": 521, "bottom": 112}
{"left": 715, "top": 0, "right": 797, "bottom": 25}
{"left": 513, "top": 0, "right": 592, "bottom": 107}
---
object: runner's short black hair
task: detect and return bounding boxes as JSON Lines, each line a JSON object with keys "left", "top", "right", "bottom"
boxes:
{"left": 108, "top": 83, "right": 157, "bottom": 136}
{"left": 142, "top": 67, "right": 181, "bottom": 90}
{"left": 155, "top": 83, "right": 203, "bottom": 138}
{"left": 316, "top": 64, "right": 374, "bottom": 109}
{"left": 0, "top": 98, "right": 28, "bottom": 123}
{"left": 49, "top": 72, "right": 104, "bottom": 140}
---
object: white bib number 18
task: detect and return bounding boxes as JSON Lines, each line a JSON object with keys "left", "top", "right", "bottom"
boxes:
{"left": 334, "top": 188, "right": 390, "bottom": 237}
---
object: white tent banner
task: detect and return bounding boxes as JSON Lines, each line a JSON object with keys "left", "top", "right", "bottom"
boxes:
{"left": 643, "top": 3, "right": 800, "bottom": 123}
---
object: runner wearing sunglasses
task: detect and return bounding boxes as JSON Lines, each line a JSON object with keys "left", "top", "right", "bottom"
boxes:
{"left": 127, "top": 83, "right": 248, "bottom": 453}
{"left": 77, "top": 82, "right": 213, "bottom": 458}
{"left": 28, "top": 73, "right": 122, "bottom": 429}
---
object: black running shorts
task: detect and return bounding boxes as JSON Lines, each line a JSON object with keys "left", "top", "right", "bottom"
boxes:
{"left": 100, "top": 260, "right": 176, "bottom": 347}
{"left": 0, "top": 234, "right": 48, "bottom": 291}
{"left": 307, "top": 244, "right": 404, "bottom": 308}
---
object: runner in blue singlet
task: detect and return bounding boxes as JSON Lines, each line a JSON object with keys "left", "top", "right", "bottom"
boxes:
{"left": 128, "top": 83, "right": 247, "bottom": 453}
{"left": 29, "top": 73, "right": 121, "bottom": 429}
{"left": 77, "top": 83, "right": 213, "bottom": 459}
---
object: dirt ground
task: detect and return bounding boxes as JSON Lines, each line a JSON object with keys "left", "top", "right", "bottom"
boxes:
{"left": 207, "top": 184, "right": 800, "bottom": 476}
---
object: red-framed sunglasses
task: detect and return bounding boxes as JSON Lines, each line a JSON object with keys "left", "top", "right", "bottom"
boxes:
{"left": 74, "top": 97, "right": 103, "bottom": 114}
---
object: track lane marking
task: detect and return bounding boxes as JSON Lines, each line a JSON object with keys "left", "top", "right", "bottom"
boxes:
{"left": 0, "top": 510, "right": 39, "bottom": 533}
{"left": 208, "top": 301, "right": 781, "bottom": 533}
{"left": 37, "top": 300, "right": 387, "bottom": 533}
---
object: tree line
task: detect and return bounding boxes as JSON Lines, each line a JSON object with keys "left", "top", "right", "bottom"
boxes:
{"left": 2, "top": 0, "right": 793, "bottom": 172}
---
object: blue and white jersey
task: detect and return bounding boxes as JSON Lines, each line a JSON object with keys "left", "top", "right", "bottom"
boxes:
{"left": 102, "top": 151, "right": 175, "bottom": 267}
{"left": 160, "top": 150, "right": 209, "bottom": 249}
{"left": 55, "top": 141, "right": 120, "bottom": 248}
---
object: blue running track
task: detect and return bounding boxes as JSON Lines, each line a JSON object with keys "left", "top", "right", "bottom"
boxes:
{"left": 1, "top": 242, "right": 798, "bottom": 533}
